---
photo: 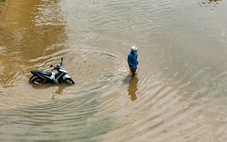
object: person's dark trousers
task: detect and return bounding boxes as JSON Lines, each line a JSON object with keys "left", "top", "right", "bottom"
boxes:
{"left": 130, "top": 68, "right": 136, "bottom": 76}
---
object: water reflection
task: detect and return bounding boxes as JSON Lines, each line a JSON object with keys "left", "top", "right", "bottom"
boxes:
{"left": 128, "top": 76, "right": 138, "bottom": 101}
{"left": 199, "top": 0, "right": 222, "bottom": 8}
{"left": 0, "top": 0, "right": 227, "bottom": 141}
{"left": 208, "top": 0, "right": 221, "bottom": 2}
{"left": 31, "top": 83, "right": 68, "bottom": 95}
{"left": 55, "top": 84, "right": 70, "bottom": 95}
{"left": 0, "top": 0, "right": 68, "bottom": 88}
{"left": 30, "top": 83, "right": 52, "bottom": 90}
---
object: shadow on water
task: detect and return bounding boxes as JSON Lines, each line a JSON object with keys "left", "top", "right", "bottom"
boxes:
{"left": 128, "top": 76, "right": 138, "bottom": 101}
{"left": 123, "top": 75, "right": 139, "bottom": 101}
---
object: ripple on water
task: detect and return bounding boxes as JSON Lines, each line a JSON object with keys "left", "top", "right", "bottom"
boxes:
{"left": 1, "top": 0, "right": 227, "bottom": 141}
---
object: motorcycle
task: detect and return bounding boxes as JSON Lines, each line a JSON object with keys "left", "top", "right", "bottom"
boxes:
{"left": 29, "top": 58, "right": 75, "bottom": 85}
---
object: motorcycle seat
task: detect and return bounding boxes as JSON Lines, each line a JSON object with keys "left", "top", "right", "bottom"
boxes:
{"left": 31, "top": 70, "right": 52, "bottom": 76}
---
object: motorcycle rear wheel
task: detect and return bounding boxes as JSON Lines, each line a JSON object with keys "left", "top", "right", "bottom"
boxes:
{"left": 32, "top": 77, "right": 44, "bottom": 84}
{"left": 65, "top": 78, "right": 75, "bottom": 84}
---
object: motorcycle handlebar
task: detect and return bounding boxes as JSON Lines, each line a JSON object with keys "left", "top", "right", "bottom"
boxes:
{"left": 50, "top": 58, "right": 63, "bottom": 70}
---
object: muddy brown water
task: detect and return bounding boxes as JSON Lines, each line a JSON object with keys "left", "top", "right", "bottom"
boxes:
{"left": 0, "top": 0, "right": 227, "bottom": 141}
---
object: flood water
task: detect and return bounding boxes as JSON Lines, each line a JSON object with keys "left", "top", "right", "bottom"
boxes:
{"left": 0, "top": 0, "right": 227, "bottom": 141}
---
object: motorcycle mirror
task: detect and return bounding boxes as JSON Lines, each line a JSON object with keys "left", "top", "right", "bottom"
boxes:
{"left": 50, "top": 64, "right": 54, "bottom": 67}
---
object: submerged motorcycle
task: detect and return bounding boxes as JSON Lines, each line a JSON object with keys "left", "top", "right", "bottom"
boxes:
{"left": 29, "top": 58, "right": 75, "bottom": 85}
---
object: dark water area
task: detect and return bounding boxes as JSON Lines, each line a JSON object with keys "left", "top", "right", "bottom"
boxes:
{"left": 0, "top": 0, "right": 227, "bottom": 141}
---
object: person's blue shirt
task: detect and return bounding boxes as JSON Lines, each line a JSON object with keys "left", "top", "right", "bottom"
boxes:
{"left": 128, "top": 51, "right": 138, "bottom": 70}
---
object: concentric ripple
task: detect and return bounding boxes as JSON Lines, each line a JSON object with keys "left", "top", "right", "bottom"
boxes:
{"left": 0, "top": 0, "right": 227, "bottom": 141}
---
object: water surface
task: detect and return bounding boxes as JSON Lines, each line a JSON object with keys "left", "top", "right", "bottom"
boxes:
{"left": 0, "top": 0, "right": 227, "bottom": 141}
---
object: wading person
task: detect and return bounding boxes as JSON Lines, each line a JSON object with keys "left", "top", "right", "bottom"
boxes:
{"left": 127, "top": 46, "right": 138, "bottom": 77}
